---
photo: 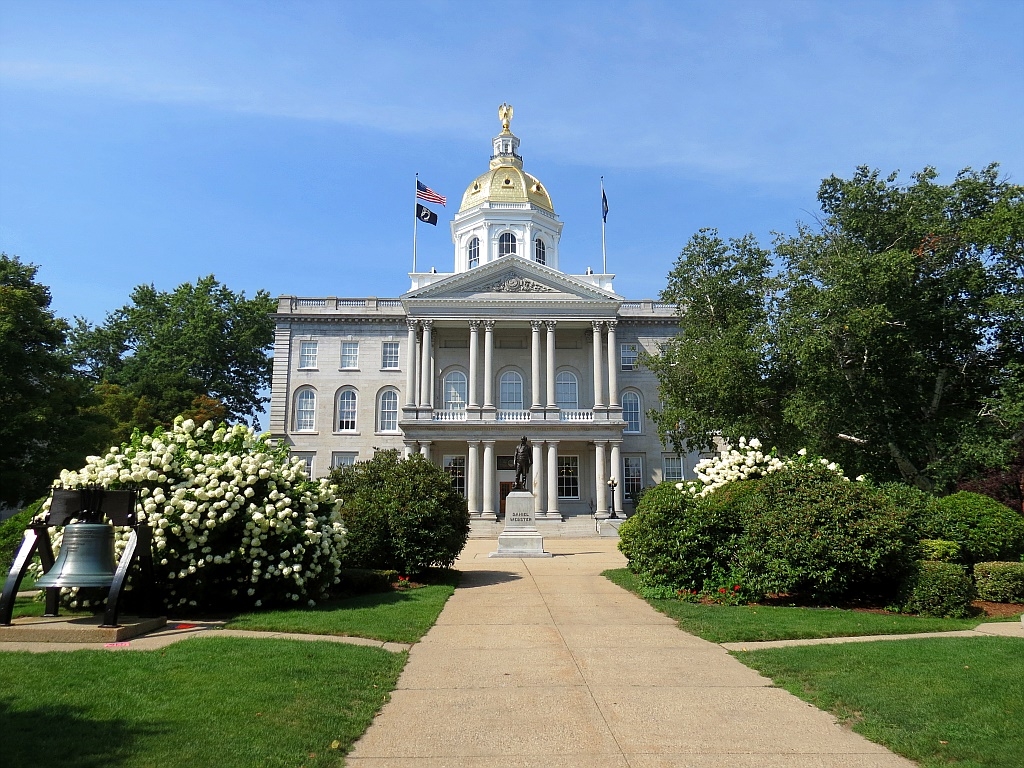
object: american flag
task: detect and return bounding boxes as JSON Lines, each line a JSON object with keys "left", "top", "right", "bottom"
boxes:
{"left": 416, "top": 180, "right": 447, "bottom": 206}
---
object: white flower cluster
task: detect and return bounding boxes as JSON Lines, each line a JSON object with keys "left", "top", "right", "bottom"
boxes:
{"left": 35, "top": 417, "right": 347, "bottom": 611}
{"left": 676, "top": 438, "right": 849, "bottom": 498}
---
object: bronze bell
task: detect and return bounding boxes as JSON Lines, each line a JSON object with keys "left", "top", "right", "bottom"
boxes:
{"left": 34, "top": 523, "right": 117, "bottom": 589}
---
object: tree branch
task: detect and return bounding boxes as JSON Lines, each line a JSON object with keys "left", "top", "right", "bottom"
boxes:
{"left": 838, "top": 433, "right": 869, "bottom": 445}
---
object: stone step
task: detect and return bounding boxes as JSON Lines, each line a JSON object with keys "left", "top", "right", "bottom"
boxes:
{"left": 469, "top": 515, "right": 625, "bottom": 538}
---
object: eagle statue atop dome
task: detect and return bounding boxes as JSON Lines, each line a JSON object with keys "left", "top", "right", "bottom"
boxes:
{"left": 498, "top": 103, "right": 514, "bottom": 132}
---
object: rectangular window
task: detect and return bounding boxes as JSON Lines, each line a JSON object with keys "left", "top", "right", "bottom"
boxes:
{"left": 663, "top": 455, "right": 683, "bottom": 482}
{"left": 293, "top": 452, "right": 315, "bottom": 477}
{"left": 444, "top": 455, "right": 466, "bottom": 497}
{"left": 331, "top": 452, "right": 357, "bottom": 469}
{"left": 557, "top": 456, "right": 580, "bottom": 499}
{"left": 299, "top": 341, "right": 318, "bottom": 369}
{"left": 381, "top": 341, "right": 400, "bottom": 369}
{"left": 620, "top": 343, "right": 639, "bottom": 371}
{"left": 341, "top": 342, "right": 359, "bottom": 369}
{"left": 623, "top": 456, "right": 644, "bottom": 501}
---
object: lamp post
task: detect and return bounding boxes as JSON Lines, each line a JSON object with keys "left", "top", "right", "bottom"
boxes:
{"left": 606, "top": 477, "right": 618, "bottom": 519}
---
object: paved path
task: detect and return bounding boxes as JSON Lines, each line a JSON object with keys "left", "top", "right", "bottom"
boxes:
{"left": 346, "top": 538, "right": 916, "bottom": 767}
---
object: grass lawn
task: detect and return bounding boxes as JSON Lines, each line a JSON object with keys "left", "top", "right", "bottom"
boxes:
{"left": 224, "top": 569, "right": 459, "bottom": 643}
{"left": 603, "top": 568, "right": 1001, "bottom": 643}
{"left": 737, "top": 637, "right": 1024, "bottom": 768}
{"left": 0, "top": 636, "right": 406, "bottom": 768}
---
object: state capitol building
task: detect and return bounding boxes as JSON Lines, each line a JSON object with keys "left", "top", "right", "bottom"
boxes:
{"left": 269, "top": 107, "right": 700, "bottom": 528}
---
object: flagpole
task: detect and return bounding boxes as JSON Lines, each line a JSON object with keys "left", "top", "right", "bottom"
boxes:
{"left": 412, "top": 173, "right": 419, "bottom": 273}
{"left": 601, "top": 176, "right": 607, "bottom": 274}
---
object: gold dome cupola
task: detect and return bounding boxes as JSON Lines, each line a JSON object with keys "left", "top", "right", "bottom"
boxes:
{"left": 451, "top": 105, "right": 564, "bottom": 274}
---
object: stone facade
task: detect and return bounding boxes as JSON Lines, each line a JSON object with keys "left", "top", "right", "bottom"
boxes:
{"left": 269, "top": 109, "right": 699, "bottom": 521}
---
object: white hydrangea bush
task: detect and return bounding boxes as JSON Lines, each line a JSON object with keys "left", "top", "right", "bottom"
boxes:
{"left": 33, "top": 417, "right": 346, "bottom": 611}
{"left": 678, "top": 437, "right": 851, "bottom": 498}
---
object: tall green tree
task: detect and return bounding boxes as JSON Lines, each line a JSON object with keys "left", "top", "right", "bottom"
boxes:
{"left": 0, "top": 254, "right": 105, "bottom": 505}
{"left": 71, "top": 276, "right": 276, "bottom": 430}
{"left": 645, "top": 229, "right": 782, "bottom": 455}
{"left": 649, "top": 166, "right": 1024, "bottom": 490}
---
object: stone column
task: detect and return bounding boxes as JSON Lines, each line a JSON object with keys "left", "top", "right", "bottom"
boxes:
{"left": 468, "top": 320, "right": 480, "bottom": 409}
{"left": 545, "top": 320, "right": 557, "bottom": 411}
{"left": 607, "top": 320, "right": 619, "bottom": 408}
{"left": 483, "top": 320, "right": 495, "bottom": 411}
{"left": 419, "top": 441, "right": 431, "bottom": 461}
{"left": 482, "top": 440, "right": 496, "bottom": 520}
{"left": 403, "top": 441, "right": 415, "bottom": 459}
{"left": 467, "top": 440, "right": 481, "bottom": 517}
{"left": 592, "top": 320, "right": 605, "bottom": 410}
{"left": 595, "top": 441, "right": 609, "bottom": 518}
{"left": 405, "top": 319, "right": 418, "bottom": 408}
{"left": 419, "top": 320, "right": 433, "bottom": 408}
{"left": 546, "top": 440, "right": 560, "bottom": 519}
{"left": 530, "top": 320, "right": 543, "bottom": 409}
{"left": 532, "top": 439, "right": 544, "bottom": 516}
{"left": 610, "top": 440, "right": 624, "bottom": 516}
{"left": 413, "top": 323, "right": 421, "bottom": 413}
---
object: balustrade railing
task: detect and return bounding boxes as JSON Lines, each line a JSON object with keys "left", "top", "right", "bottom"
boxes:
{"left": 495, "top": 410, "right": 532, "bottom": 422}
{"left": 432, "top": 410, "right": 467, "bottom": 421}
{"left": 559, "top": 409, "right": 593, "bottom": 422}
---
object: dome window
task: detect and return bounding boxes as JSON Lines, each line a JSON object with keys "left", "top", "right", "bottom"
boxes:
{"left": 503, "top": 177, "right": 512, "bottom": 186}
{"left": 534, "top": 238, "right": 546, "bottom": 265}
{"left": 468, "top": 237, "right": 480, "bottom": 268}
{"left": 499, "top": 232, "right": 517, "bottom": 257}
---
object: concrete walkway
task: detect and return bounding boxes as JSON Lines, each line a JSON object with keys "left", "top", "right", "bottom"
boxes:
{"left": 346, "top": 538, "right": 916, "bottom": 767}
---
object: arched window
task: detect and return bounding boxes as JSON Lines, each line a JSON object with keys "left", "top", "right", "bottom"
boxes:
{"left": 555, "top": 371, "right": 578, "bottom": 410}
{"left": 294, "top": 388, "right": 316, "bottom": 431}
{"left": 534, "top": 238, "right": 546, "bottom": 265}
{"left": 337, "top": 389, "right": 357, "bottom": 431}
{"left": 622, "top": 391, "right": 642, "bottom": 433}
{"left": 443, "top": 371, "right": 468, "bottom": 410}
{"left": 498, "top": 232, "right": 517, "bottom": 257}
{"left": 378, "top": 389, "right": 398, "bottom": 432}
{"left": 468, "top": 237, "right": 480, "bottom": 269}
{"left": 499, "top": 371, "right": 524, "bottom": 410}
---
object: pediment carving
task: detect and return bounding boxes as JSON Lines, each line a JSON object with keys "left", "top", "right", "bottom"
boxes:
{"left": 481, "top": 272, "right": 555, "bottom": 293}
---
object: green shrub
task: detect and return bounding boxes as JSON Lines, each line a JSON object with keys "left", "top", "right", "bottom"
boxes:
{"left": 33, "top": 419, "right": 347, "bottom": 612}
{"left": 919, "top": 491, "right": 1024, "bottom": 564}
{"left": 617, "top": 481, "right": 747, "bottom": 597}
{"left": 329, "top": 451, "right": 469, "bottom": 574}
{"left": 918, "top": 539, "right": 961, "bottom": 562}
{"left": 974, "top": 562, "right": 1024, "bottom": 603}
{"left": 896, "top": 560, "right": 975, "bottom": 618}
{"left": 879, "top": 482, "right": 941, "bottom": 536}
{"left": 736, "top": 463, "right": 915, "bottom": 604}
{"left": 0, "top": 499, "right": 45, "bottom": 574}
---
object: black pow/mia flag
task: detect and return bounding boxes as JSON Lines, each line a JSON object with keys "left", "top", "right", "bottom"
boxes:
{"left": 415, "top": 203, "right": 438, "bottom": 226}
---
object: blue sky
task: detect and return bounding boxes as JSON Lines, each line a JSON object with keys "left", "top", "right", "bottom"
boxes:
{"left": 1, "top": 0, "right": 1022, "bottom": 326}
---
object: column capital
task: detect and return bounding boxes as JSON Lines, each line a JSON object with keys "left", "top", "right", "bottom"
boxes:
{"left": 467, "top": 438, "right": 482, "bottom": 446}
{"left": 545, "top": 319, "right": 557, "bottom": 330}
{"left": 482, "top": 438, "right": 496, "bottom": 445}
{"left": 530, "top": 319, "right": 543, "bottom": 331}
{"left": 484, "top": 320, "right": 495, "bottom": 330}
{"left": 606, "top": 319, "right": 618, "bottom": 329}
{"left": 469, "top": 319, "right": 481, "bottom": 330}
{"left": 592, "top": 320, "right": 604, "bottom": 332}
{"left": 421, "top": 319, "right": 433, "bottom": 330}
{"left": 406, "top": 318, "right": 419, "bottom": 331}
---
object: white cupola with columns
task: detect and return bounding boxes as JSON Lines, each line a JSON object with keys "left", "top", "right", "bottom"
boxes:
{"left": 451, "top": 103, "right": 564, "bottom": 273}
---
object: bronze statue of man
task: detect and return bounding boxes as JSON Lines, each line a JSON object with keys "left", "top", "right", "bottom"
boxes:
{"left": 513, "top": 436, "right": 532, "bottom": 490}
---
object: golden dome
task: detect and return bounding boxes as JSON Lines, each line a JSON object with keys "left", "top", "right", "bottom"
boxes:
{"left": 458, "top": 166, "right": 554, "bottom": 213}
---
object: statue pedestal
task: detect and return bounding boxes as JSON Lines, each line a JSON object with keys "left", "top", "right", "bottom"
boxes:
{"left": 489, "top": 491, "right": 552, "bottom": 558}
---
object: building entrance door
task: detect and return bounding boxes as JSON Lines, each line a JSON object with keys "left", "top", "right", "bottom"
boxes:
{"left": 499, "top": 482, "right": 514, "bottom": 518}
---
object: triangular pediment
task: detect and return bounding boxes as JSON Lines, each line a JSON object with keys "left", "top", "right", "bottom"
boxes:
{"left": 402, "top": 257, "right": 621, "bottom": 304}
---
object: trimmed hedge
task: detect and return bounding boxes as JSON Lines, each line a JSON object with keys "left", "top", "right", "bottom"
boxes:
{"left": 0, "top": 498, "right": 46, "bottom": 575}
{"left": 895, "top": 560, "right": 975, "bottom": 618}
{"left": 974, "top": 561, "right": 1024, "bottom": 603}
{"left": 918, "top": 539, "right": 961, "bottom": 562}
{"left": 918, "top": 491, "right": 1024, "bottom": 565}
{"left": 618, "top": 481, "right": 746, "bottom": 597}
{"left": 329, "top": 451, "right": 469, "bottom": 574}
{"left": 735, "top": 464, "right": 915, "bottom": 604}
